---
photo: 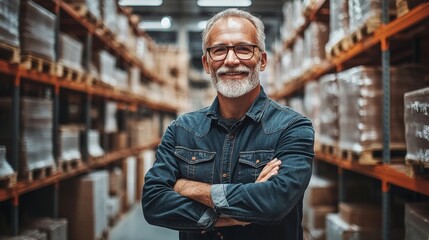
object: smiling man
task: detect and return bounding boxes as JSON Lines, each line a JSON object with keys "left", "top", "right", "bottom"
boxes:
{"left": 142, "top": 8, "right": 314, "bottom": 240}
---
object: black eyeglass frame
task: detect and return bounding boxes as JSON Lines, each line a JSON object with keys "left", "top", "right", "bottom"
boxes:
{"left": 206, "top": 44, "right": 261, "bottom": 61}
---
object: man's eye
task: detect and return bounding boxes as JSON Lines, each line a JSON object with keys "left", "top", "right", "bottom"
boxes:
{"left": 212, "top": 47, "right": 227, "bottom": 55}
{"left": 235, "top": 46, "right": 252, "bottom": 53}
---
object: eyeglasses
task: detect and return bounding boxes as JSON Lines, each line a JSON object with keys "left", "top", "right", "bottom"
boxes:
{"left": 206, "top": 44, "right": 260, "bottom": 61}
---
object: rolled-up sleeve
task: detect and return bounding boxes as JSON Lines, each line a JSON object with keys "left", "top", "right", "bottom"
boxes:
{"left": 142, "top": 121, "right": 218, "bottom": 231}
{"left": 210, "top": 117, "right": 314, "bottom": 224}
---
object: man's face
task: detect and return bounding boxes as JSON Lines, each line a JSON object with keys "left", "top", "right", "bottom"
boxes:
{"left": 202, "top": 17, "right": 267, "bottom": 98}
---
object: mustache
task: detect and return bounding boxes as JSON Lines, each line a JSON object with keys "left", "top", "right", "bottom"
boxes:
{"left": 216, "top": 66, "right": 250, "bottom": 75}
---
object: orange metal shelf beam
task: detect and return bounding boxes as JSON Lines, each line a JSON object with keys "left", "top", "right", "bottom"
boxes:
{"left": 0, "top": 142, "right": 160, "bottom": 202}
{"left": 316, "top": 152, "right": 429, "bottom": 197}
{"left": 274, "top": 3, "right": 429, "bottom": 100}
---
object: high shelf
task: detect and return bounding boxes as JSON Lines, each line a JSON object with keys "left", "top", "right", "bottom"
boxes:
{"left": 271, "top": 1, "right": 429, "bottom": 240}
{"left": 0, "top": 0, "right": 178, "bottom": 237}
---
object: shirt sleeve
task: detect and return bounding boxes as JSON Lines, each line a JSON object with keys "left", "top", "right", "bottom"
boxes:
{"left": 210, "top": 116, "right": 314, "bottom": 224}
{"left": 141, "top": 121, "right": 218, "bottom": 231}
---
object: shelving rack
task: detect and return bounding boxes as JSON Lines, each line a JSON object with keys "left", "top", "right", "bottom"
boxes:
{"left": 0, "top": 0, "right": 177, "bottom": 236}
{"left": 272, "top": 1, "right": 429, "bottom": 239}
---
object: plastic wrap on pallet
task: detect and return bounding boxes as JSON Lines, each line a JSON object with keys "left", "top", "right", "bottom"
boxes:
{"left": 27, "top": 217, "right": 68, "bottom": 240}
{"left": 303, "top": 22, "right": 329, "bottom": 70}
{"left": 348, "top": 0, "right": 396, "bottom": 33}
{"left": 279, "top": 49, "right": 293, "bottom": 85}
{"left": 58, "top": 33, "right": 83, "bottom": 71}
{"left": 326, "top": 0, "right": 349, "bottom": 54}
{"left": 0, "top": 146, "right": 14, "bottom": 177}
{"left": 405, "top": 202, "right": 429, "bottom": 240}
{"left": 129, "top": 66, "right": 141, "bottom": 95}
{"left": 291, "top": 37, "right": 305, "bottom": 80}
{"left": 88, "top": 130, "right": 104, "bottom": 157}
{"left": 280, "top": 1, "right": 295, "bottom": 41}
{"left": 64, "top": 0, "right": 101, "bottom": 20}
{"left": 117, "top": 13, "right": 129, "bottom": 46}
{"left": 104, "top": 101, "right": 118, "bottom": 133}
{"left": 95, "top": 50, "right": 117, "bottom": 86}
{"left": 337, "top": 65, "right": 428, "bottom": 153}
{"left": 404, "top": 87, "right": 429, "bottom": 162}
{"left": 101, "top": 0, "right": 118, "bottom": 33}
{"left": 0, "top": 0, "right": 20, "bottom": 47}
{"left": 21, "top": 97, "right": 55, "bottom": 172}
{"left": 304, "top": 81, "right": 321, "bottom": 139}
{"left": 319, "top": 74, "right": 339, "bottom": 146}
{"left": 326, "top": 213, "right": 381, "bottom": 240}
{"left": 59, "top": 125, "right": 81, "bottom": 162}
{"left": 20, "top": 1, "right": 56, "bottom": 61}
{"left": 114, "top": 68, "right": 129, "bottom": 91}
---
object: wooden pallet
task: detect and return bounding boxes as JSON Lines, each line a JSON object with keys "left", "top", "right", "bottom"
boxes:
{"left": 0, "top": 173, "right": 17, "bottom": 188}
{"left": 89, "top": 155, "right": 105, "bottom": 164}
{"left": 405, "top": 160, "right": 429, "bottom": 178}
{"left": 96, "top": 23, "right": 117, "bottom": 41}
{"left": 70, "top": 3, "right": 100, "bottom": 26}
{"left": 56, "top": 64, "right": 85, "bottom": 82}
{"left": 20, "top": 54, "right": 56, "bottom": 75}
{"left": 23, "top": 165, "right": 57, "bottom": 182}
{"left": 338, "top": 148, "right": 406, "bottom": 165}
{"left": 92, "top": 78, "right": 114, "bottom": 89}
{"left": 59, "top": 158, "right": 83, "bottom": 173}
{"left": 320, "top": 143, "right": 339, "bottom": 156}
{"left": 0, "top": 42, "right": 20, "bottom": 63}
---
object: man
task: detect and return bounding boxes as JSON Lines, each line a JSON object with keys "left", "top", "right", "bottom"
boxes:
{"left": 142, "top": 8, "right": 314, "bottom": 240}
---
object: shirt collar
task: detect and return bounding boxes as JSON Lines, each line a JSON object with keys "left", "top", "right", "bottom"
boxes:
{"left": 206, "top": 87, "right": 269, "bottom": 123}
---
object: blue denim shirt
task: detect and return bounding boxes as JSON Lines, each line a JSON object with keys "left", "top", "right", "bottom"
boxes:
{"left": 142, "top": 88, "right": 314, "bottom": 240}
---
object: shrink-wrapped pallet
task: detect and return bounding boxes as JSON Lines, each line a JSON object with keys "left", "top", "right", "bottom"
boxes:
{"left": 291, "top": 37, "right": 305, "bottom": 79}
{"left": 303, "top": 22, "right": 329, "bottom": 70}
{"left": 64, "top": 0, "right": 100, "bottom": 20}
{"left": 59, "top": 171, "right": 109, "bottom": 240}
{"left": 104, "top": 101, "right": 118, "bottom": 133}
{"left": 326, "top": 0, "right": 349, "bottom": 53}
{"left": 405, "top": 202, "right": 429, "bottom": 240}
{"left": 0, "top": 146, "right": 14, "bottom": 178}
{"left": 116, "top": 14, "right": 129, "bottom": 46}
{"left": 59, "top": 125, "right": 81, "bottom": 162}
{"left": 280, "top": 1, "right": 295, "bottom": 41}
{"left": 58, "top": 33, "right": 83, "bottom": 71}
{"left": 94, "top": 50, "right": 117, "bottom": 86}
{"left": 100, "top": 0, "right": 118, "bottom": 33}
{"left": 404, "top": 87, "right": 429, "bottom": 163}
{"left": 20, "top": 1, "right": 56, "bottom": 61}
{"left": 279, "top": 49, "right": 293, "bottom": 85}
{"left": 0, "top": 0, "right": 20, "bottom": 47}
{"left": 319, "top": 74, "right": 339, "bottom": 146}
{"left": 27, "top": 218, "right": 68, "bottom": 240}
{"left": 304, "top": 81, "right": 321, "bottom": 145}
{"left": 87, "top": 130, "right": 104, "bottom": 158}
{"left": 337, "top": 65, "right": 428, "bottom": 153}
{"left": 114, "top": 68, "right": 129, "bottom": 91}
{"left": 129, "top": 66, "right": 141, "bottom": 95}
{"left": 348, "top": 0, "right": 396, "bottom": 33}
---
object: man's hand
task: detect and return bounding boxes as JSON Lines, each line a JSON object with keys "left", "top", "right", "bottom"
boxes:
{"left": 256, "top": 158, "right": 281, "bottom": 183}
{"left": 173, "top": 179, "right": 214, "bottom": 208}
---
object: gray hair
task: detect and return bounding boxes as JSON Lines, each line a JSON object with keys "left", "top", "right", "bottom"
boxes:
{"left": 201, "top": 8, "right": 266, "bottom": 54}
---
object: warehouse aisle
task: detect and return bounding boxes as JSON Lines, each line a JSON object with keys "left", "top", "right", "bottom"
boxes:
{"left": 110, "top": 204, "right": 178, "bottom": 240}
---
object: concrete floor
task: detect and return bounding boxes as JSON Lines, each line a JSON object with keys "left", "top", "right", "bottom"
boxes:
{"left": 110, "top": 204, "right": 178, "bottom": 240}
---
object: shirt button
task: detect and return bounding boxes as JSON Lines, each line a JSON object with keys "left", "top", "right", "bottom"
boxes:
{"left": 255, "top": 159, "right": 260, "bottom": 164}
{"left": 222, "top": 173, "right": 227, "bottom": 178}
{"left": 228, "top": 134, "right": 234, "bottom": 140}
{"left": 191, "top": 156, "right": 196, "bottom": 160}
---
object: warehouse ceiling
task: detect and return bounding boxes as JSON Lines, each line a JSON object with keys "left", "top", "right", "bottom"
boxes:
{"left": 127, "top": 0, "right": 286, "bottom": 70}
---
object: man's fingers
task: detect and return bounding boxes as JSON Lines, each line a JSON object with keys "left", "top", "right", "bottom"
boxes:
{"left": 256, "top": 159, "right": 281, "bottom": 182}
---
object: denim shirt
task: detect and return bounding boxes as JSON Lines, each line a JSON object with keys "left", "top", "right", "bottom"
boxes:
{"left": 142, "top": 88, "right": 314, "bottom": 240}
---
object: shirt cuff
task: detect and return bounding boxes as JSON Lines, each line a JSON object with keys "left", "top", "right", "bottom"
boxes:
{"left": 197, "top": 208, "right": 218, "bottom": 230}
{"left": 211, "top": 184, "right": 229, "bottom": 209}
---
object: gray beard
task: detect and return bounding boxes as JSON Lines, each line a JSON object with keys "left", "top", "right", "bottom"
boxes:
{"left": 211, "top": 62, "right": 261, "bottom": 98}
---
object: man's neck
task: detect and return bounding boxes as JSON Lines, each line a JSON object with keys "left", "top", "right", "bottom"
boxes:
{"left": 218, "top": 86, "right": 260, "bottom": 120}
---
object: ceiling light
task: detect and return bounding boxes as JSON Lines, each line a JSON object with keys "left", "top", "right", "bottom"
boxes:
{"left": 197, "top": 0, "right": 251, "bottom": 7}
{"left": 119, "top": 0, "right": 163, "bottom": 6}
{"left": 138, "top": 16, "right": 172, "bottom": 30}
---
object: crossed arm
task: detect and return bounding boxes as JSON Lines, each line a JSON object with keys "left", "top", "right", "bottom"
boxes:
{"left": 173, "top": 158, "right": 282, "bottom": 227}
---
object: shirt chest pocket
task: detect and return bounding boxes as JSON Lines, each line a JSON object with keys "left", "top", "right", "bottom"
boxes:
{"left": 174, "top": 147, "right": 216, "bottom": 183}
{"left": 238, "top": 150, "right": 275, "bottom": 183}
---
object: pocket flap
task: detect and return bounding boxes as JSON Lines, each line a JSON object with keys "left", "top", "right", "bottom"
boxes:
{"left": 174, "top": 147, "right": 216, "bottom": 164}
{"left": 239, "top": 150, "right": 275, "bottom": 168}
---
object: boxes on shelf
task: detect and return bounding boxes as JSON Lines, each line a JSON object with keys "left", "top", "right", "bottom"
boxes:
{"left": 304, "top": 82, "right": 321, "bottom": 149}
{"left": 109, "top": 167, "right": 123, "bottom": 196}
{"left": 58, "top": 33, "right": 83, "bottom": 71}
{"left": 326, "top": 213, "right": 381, "bottom": 240}
{"left": 291, "top": 37, "right": 305, "bottom": 80}
{"left": 304, "top": 175, "right": 338, "bottom": 207}
{"left": 20, "top": 0, "right": 56, "bottom": 61}
{"left": 124, "top": 156, "right": 136, "bottom": 208}
{"left": 396, "top": 0, "right": 426, "bottom": 17}
{"left": 87, "top": 130, "right": 104, "bottom": 158}
{"left": 103, "top": 101, "right": 118, "bottom": 134}
{"left": 136, "top": 36, "right": 156, "bottom": 70}
{"left": 303, "top": 21, "right": 329, "bottom": 70}
{"left": 326, "top": 0, "right": 349, "bottom": 54}
{"left": 59, "top": 125, "right": 82, "bottom": 163}
{"left": 114, "top": 67, "right": 129, "bottom": 92}
{"left": 404, "top": 87, "right": 429, "bottom": 163}
{"left": 129, "top": 66, "right": 141, "bottom": 95}
{"left": 0, "top": 146, "right": 14, "bottom": 178}
{"left": 337, "top": 65, "right": 428, "bottom": 154}
{"left": 94, "top": 50, "right": 117, "bottom": 87}
{"left": 339, "top": 202, "right": 381, "bottom": 228}
{"left": 0, "top": 0, "right": 20, "bottom": 47}
{"left": 100, "top": 0, "right": 118, "bottom": 34}
{"left": 59, "top": 171, "right": 109, "bottom": 240}
{"left": 405, "top": 202, "right": 429, "bottom": 240}
{"left": 63, "top": 0, "right": 101, "bottom": 21}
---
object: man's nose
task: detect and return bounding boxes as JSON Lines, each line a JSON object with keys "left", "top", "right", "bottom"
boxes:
{"left": 224, "top": 48, "right": 240, "bottom": 65}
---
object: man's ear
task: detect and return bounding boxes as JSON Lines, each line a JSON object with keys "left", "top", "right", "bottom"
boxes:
{"left": 259, "top": 52, "right": 267, "bottom": 71}
{"left": 202, "top": 54, "right": 210, "bottom": 74}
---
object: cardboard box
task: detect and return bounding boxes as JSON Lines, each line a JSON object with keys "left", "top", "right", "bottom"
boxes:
{"left": 339, "top": 202, "right": 381, "bottom": 228}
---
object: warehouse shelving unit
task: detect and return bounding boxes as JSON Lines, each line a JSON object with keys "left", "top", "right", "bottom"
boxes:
{"left": 0, "top": 0, "right": 177, "bottom": 237}
{"left": 272, "top": 1, "right": 429, "bottom": 239}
